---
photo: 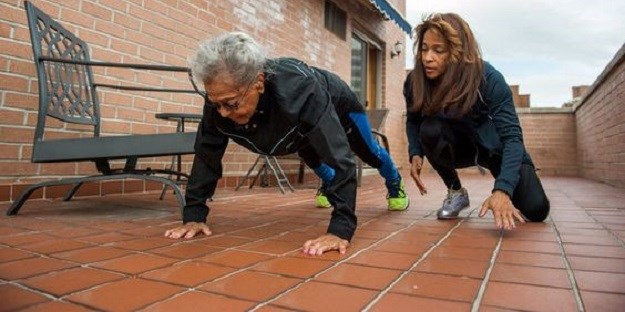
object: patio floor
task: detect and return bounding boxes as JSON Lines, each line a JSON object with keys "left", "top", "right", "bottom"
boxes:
{"left": 1, "top": 171, "right": 624, "bottom": 311}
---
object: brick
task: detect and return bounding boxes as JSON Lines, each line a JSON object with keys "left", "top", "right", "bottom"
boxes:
{"left": 0, "top": 4, "right": 25, "bottom": 24}
{"left": 8, "top": 59, "right": 35, "bottom": 76}
{"left": 82, "top": 1, "right": 113, "bottom": 21}
{"left": 60, "top": 8, "right": 95, "bottom": 29}
{"left": 76, "top": 28, "right": 110, "bottom": 47}
{"left": 0, "top": 127, "right": 35, "bottom": 143}
{"left": 0, "top": 144, "right": 20, "bottom": 159}
{"left": 0, "top": 108, "right": 25, "bottom": 125}
{"left": 94, "top": 20, "right": 126, "bottom": 41}
{"left": 0, "top": 22, "right": 11, "bottom": 38}
{"left": 110, "top": 38, "right": 138, "bottom": 55}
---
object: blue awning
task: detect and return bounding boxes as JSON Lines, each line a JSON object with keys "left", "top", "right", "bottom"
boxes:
{"left": 368, "top": 0, "right": 412, "bottom": 35}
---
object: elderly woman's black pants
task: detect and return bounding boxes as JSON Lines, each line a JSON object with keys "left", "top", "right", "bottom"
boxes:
{"left": 419, "top": 117, "right": 550, "bottom": 222}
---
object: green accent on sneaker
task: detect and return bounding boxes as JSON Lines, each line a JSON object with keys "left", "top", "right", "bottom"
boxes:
{"left": 315, "top": 191, "right": 331, "bottom": 209}
{"left": 387, "top": 179, "right": 409, "bottom": 211}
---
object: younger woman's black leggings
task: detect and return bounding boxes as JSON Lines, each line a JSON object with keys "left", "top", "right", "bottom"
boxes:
{"left": 419, "top": 117, "right": 550, "bottom": 222}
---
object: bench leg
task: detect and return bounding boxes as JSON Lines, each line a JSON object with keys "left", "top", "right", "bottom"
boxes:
{"left": 63, "top": 182, "right": 83, "bottom": 201}
{"left": 6, "top": 174, "right": 187, "bottom": 217}
{"left": 6, "top": 184, "right": 45, "bottom": 216}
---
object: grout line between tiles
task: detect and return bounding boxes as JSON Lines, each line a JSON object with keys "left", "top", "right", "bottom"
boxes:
{"left": 248, "top": 210, "right": 442, "bottom": 311}
{"left": 361, "top": 218, "right": 467, "bottom": 311}
{"left": 550, "top": 216, "right": 585, "bottom": 312}
{"left": 584, "top": 212, "right": 625, "bottom": 248}
{"left": 470, "top": 230, "right": 503, "bottom": 312}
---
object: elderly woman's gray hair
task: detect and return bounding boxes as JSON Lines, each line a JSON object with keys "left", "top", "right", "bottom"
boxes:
{"left": 189, "top": 32, "right": 267, "bottom": 86}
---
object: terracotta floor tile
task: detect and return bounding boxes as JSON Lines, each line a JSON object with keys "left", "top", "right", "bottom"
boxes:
{"left": 429, "top": 246, "right": 494, "bottom": 261}
{"left": 563, "top": 244, "right": 625, "bottom": 259}
{"left": 560, "top": 234, "right": 621, "bottom": 246}
{"left": 478, "top": 305, "right": 521, "bottom": 312}
{"left": 198, "top": 250, "right": 274, "bottom": 268}
{"left": 77, "top": 232, "right": 136, "bottom": 244}
{"left": 255, "top": 304, "right": 298, "bottom": 312}
{"left": 142, "top": 290, "right": 256, "bottom": 311}
{"left": 46, "top": 226, "right": 104, "bottom": 238}
{"left": 19, "top": 300, "right": 93, "bottom": 312}
{"left": 444, "top": 236, "right": 499, "bottom": 249}
{"left": 500, "top": 230, "right": 557, "bottom": 242}
{"left": 0, "top": 284, "right": 48, "bottom": 311}
{"left": 415, "top": 258, "right": 489, "bottom": 279}
{"left": 316, "top": 263, "right": 402, "bottom": 290}
{"left": 19, "top": 238, "right": 93, "bottom": 254}
{"left": 568, "top": 256, "right": 625, "bottom": 273}
{"left": 352, "top": 228, "right": 392, "bottom": 240}
{"left": 50, "top": 246, "right": 133, "bottom": 264}
{"left": 65, "top": 278, "right": 183, "bottom": 311}
{"left": 237, "top": 239, "right": 303, "bottom": 255}
{"left": 0, "top": 256, "right": 77, "bottom": 279}
{"left": 200, "top": 270, "right": 302, "bottom": 301}
{"left": 580, "top": 291, "right": 625, "bottom": 312}
{"left": 500, "top": 240, "right": 561, "bottom": 254}
{"left": 490, "top": 263, "right": 571, "bottom": 288}
{"left": 482, "top": 281, "right": 577, "bottom": 311}
{"left": 390, "top": 271, "right": 481, "bottom": 302}
{"left": 370, "top": 292, "right": 471, "bottom": 311}
{"left": 496, "top": 250, "right": 565, "bottom": 269}
{"left": 372, "top": 240, "right": 432, "bottom": 255}
{"left": 91, "top": 253, "right": 178, "bottom": 275}
{"left": 21, "top": 267, "right": 124, "bottom": 297}
{"left": 557, "top": 228, "right": 612, "bottom": 236}
{"left": 141, "top": 261, "right": 236, "bottom": 287}
{"left": 109, "top": 237, "right": 175, "bottom": 251}
{"left": 271, "top": 230, "right": 327, "bottom": 243}
{"left": 0, "top": 225, "right": 30, "bottom": 235}
{"left": 196, "top": 235, "right": 254, "bottom": 248}
{"left": 0, "top": 232, "right": 52, "bottom": 247}
{"left": 272, "top": 281, "right": 377, "bottom": 311}
{"left": 348, "top": 250, "right": 418, "bottom": 270}
{"left": 252, "top": 256, "right": 334, "bottom": 278}
{"left": 0, "top": 246, "right": 36, "bottom": 263}
{"left": 573, "top": 270, "right": 625, "bottom": 293}
{"left": 149, "top": 242, "right": 223, "bottom": 259}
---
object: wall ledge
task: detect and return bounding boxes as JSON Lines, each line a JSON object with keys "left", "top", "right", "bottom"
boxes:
{"left": 574, "top": 42, "right": 625, "bottom": 112}
{"left": 516, "top": 107, "right": 574, "bottom": 114}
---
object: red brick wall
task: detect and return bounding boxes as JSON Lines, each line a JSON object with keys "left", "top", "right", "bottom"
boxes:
{"left": 575, "top": 44, "right": 625, "bottom": 188}
{"left": 0, "top": 0, "right": 409, "bottom": 201}
{"left": 517, "top": 108, "right": 578, "bottom": 177}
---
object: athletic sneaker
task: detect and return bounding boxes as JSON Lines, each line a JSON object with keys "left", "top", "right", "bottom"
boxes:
{"left": 314, "top": 188, "right": 331, "bottom": 208}
{"left": 386, "top": 178, "right": 410, "bottom": 211}
{"left": 437, "top": 187, "right": 470, "bottom": 219}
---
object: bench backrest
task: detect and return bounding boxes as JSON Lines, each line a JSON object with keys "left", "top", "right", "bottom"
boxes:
{"left": 25, "top": 1, "right": 101, "bottom": 143}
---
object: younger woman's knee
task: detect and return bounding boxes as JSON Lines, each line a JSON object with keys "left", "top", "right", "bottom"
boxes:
{"left": 522, "top": 196, "right": 550, "bottom": 222}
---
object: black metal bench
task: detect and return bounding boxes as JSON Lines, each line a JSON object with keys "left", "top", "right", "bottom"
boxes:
{"left": 7, "top": 1, "right": 205, "bottom": 215}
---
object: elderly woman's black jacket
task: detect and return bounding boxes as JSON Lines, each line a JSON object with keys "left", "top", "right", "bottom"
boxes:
{"left": 183, "top": 58, "right": 360, "bottom": 241}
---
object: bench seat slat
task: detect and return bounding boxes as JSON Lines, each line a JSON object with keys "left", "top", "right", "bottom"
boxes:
{"left": 32, "top": 132, "right": 197, "bottom": 163}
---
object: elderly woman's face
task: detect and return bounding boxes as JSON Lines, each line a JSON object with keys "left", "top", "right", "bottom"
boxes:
{"left": 420, "top": 28, "right": 450, "bottom": 80}
{"left": 204, "top": 72, "right": 264, "bottom": 125}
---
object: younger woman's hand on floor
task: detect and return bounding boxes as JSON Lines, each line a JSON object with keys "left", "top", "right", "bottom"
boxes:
{"left": 302, "top": 234, "right": 349, "bottom": 256}
{"left": 164, "top": 222, "right": 212, "bottom": 239}
{"left": 410, "top": 156, "right": 428, "bottom": 195}
{"left": 479, "top": 190, "right": 526, "bottom": 230}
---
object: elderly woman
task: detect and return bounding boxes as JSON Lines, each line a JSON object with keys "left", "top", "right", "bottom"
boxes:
{"left": 405, "top": 13, "right": 550, "bottom": 229}
{"left": 165, "top": 32, "right": 408, "bottom": 255}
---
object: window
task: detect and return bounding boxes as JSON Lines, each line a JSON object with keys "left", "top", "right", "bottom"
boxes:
{"left": 324, "top": 0, "right": 346, "bottom": 40}
{"left": 351, "top": 33, "right": 382, "bottom": 108}
{"left": 351, "top": 35, "right": 367, "bottom": 104}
